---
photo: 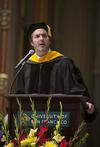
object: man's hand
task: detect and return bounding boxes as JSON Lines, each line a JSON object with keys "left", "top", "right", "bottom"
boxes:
{"left": 86, "top": 102, "right": 94, "bottom": 114}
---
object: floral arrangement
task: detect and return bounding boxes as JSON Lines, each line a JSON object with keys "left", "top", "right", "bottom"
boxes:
{"left": 0, "top": 97, "right": 89, "bottom": 147}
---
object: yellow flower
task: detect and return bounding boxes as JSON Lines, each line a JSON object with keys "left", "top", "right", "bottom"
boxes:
{"left": 53, "top": 133, "right": 65, "bottom": 143}
{"left": 5, "top": 142, "right": 14, "bottom": 147}
{"left": 45, "top": 141, "right": 58, "bottom": 147}
{"left": 28, "top": 128, "right": 38, "bottom": 137}
{"left": 30, "top": 142, "right": 37, "bottom": 147}
{"left": 20, "top": 137, "right": 37, "bottom": 146}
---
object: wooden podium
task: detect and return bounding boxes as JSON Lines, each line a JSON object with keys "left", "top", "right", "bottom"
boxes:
{"left": 6, "top": 94, "right": 85, "bottom": 139}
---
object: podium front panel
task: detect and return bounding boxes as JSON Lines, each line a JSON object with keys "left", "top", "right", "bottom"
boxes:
{"left": 6, "top": 94, "right": 84, "bottom": 139}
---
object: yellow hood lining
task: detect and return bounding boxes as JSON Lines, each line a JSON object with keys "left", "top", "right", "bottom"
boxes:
{"left": 29, "top": 51, "right": 63, "bottom": 63}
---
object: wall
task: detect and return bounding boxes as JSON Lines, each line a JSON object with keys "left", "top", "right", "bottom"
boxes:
{"left": 0, "top": 0, "right": 99, "bottom": 146}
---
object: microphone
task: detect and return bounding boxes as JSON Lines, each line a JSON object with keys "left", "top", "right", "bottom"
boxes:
{"left": 15, "top": 49, "right": 34, "bottom": 69}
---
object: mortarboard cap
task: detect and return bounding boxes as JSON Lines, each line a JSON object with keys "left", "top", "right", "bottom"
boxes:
{"left": 28, "top": 22, "right": 48, "bottom": 39}
{"left": 27, "top": 22, "right": 52, "bottom": 40}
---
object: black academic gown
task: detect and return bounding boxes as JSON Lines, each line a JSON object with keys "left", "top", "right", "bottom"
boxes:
{"left": 16, "top": 56, "right": 88, "bottom": 94}
{"left": 15, "top": 55, "right": 97, "bottom": 122}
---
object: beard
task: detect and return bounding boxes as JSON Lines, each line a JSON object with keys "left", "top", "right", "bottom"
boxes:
{"left": 35, "top": 46, "right": 49, "bottom": 57}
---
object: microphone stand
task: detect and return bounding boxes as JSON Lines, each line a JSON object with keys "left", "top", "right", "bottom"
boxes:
{"left": 9, "top": 62, "right": 25, "bottom": 94}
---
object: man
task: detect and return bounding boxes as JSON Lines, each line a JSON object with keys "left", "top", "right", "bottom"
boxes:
{"left": 15, "top": 22, "right": 97, "bottom": 122}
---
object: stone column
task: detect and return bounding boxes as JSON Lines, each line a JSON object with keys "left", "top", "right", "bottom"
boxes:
{"left": 0, "top": 0, "right": 11, "bottom": 113}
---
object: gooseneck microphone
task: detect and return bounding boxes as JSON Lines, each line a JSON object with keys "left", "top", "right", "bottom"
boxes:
{"left": 15, "top": 49, "right": 34, "bottom": 69}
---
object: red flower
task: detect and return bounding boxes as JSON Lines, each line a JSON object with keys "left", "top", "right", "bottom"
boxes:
{"left": 19, "top": 133, "right": 27, "bottom": 141}
{"left": 11, "top": 132, "right": 26, "bottom": 146}
{"left": 60, "top": 139, "right": 69, "bottom": 147}
{"left": 38, "top": 125, "right": 48, "bottom": 138}
{"left": 11, "top": 139, "right": 18, "bottom": 146}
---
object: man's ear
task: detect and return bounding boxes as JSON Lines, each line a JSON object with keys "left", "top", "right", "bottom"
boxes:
{"left": 30, "top": 41, "right": 34, "bottom": 47}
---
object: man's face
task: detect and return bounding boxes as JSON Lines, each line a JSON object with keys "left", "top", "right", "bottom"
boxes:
{"left": 30, "top": 28, "right": 50, "bottom": 56}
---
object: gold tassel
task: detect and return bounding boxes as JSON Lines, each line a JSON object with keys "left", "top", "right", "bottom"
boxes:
{"left": 47, "top": 25, "right": 52, "bottom": 37}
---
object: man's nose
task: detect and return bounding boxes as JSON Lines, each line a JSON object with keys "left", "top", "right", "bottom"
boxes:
{"left": 39, "top": 35, "right": 44, "bottom": 40}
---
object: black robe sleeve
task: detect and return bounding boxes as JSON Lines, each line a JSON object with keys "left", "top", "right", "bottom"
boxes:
{"left": 63, "top": 58, "right": 97, "bottom": 122}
